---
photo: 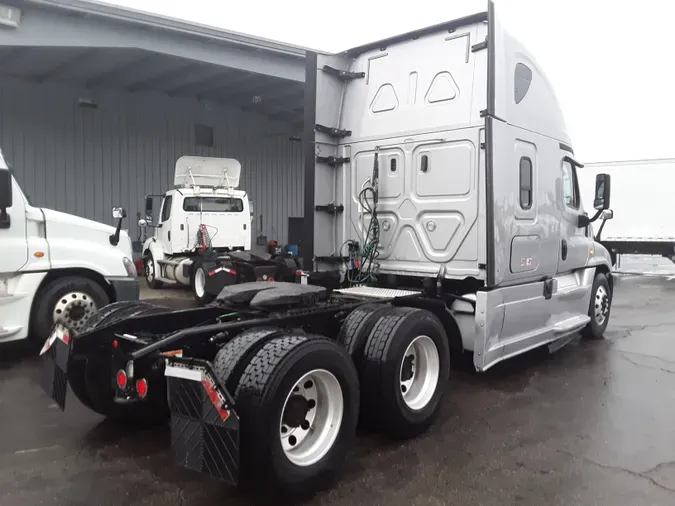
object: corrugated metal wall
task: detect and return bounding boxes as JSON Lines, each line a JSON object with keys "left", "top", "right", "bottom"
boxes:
{"left": 0, "top": 75, "right": 304, "bottom": 249}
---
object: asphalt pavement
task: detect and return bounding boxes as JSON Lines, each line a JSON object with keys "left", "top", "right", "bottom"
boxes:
{"left": 1, "top": 258, "right": 675, "bottom": 505}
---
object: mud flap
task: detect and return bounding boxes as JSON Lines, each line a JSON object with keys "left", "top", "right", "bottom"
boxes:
{"left": 165, "top": 357, "right": 240, "bottom": 485}
{"left": 39, "top": 324, "right": 72, "bottom": 411}
{"left": 205, "top": 264, "right": 238, "bottom": 296}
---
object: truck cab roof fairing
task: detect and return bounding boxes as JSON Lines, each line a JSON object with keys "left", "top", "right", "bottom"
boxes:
{"left": 489, "top": 0, "right": 572, "bottom": 146}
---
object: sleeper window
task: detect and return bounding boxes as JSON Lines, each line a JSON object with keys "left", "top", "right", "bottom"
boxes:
{"left": 561, "top": 161, "right": 580, "bottom": 209}
{"left": 519, "top": 157, "right": 532, "bottom": 210}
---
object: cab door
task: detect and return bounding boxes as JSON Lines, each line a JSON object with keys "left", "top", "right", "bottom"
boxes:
{"left": 158, "top": 193, "right": 173, "bottom": 251}
{"left": 0, "top": 174, "right": 29, "bottom": 273}
{"left": 557, "top": 157, "right": 592, "bottom": 273}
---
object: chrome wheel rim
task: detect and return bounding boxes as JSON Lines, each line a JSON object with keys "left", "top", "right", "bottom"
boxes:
{"left": 145, "top": 258, "right": 155, "bottom": 282}
{"left": 399, "top": 335, "right": 440, "bottom": 411}
{"left": 194, "top": 268, "right": 206, "bottom": 298}
{"left": 52, "top": 291, "right": 98, "bottom": 332}
{"left": 594, "top": 285, "right": 610, "bottom": 325}
{"left": 279, "top": 369, "right": 343, "bottom": 467}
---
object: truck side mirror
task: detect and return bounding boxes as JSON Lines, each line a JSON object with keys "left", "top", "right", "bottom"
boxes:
{"left": 594, "top": 173, "right": 611, "bottom": 210}
{"left": 0, "top": 169, "right": 12, "bottom": 209}
{"left": 145, "top": 196, "right": 153, "bottom": 213}
{"left": 109, "top": 207, "right": 127, "bottom": 246}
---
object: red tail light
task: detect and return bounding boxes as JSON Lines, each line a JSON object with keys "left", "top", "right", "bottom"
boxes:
{"left": 136, "top": 379, "right": 148, "bottom": 398}
{"left": 116, "top": 370, "right": 127, "bottom": 389}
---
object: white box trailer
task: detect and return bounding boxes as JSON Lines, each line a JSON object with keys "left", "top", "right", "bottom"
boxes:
{"left": 578, "top": 158, "right": 675, "bottom": 265}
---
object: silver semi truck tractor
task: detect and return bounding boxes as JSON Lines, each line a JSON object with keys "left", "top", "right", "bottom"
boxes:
{"left": 40, "top": 1, "right": 614, "bottom": 498}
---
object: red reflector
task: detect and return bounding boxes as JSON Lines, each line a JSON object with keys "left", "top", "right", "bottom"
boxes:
{"left": 136, "top": 379, "right": 148, "bottom": 398}
{"left": 296, "top": 270, "right": 302, "bottom": 275}
{"left": 208, "top": 269, "right": 218, "bottom": 277}
{"left": 229, "top": 269, "right": 237, "bottom": 275}
{"left": 116, "top": 370, "right": 127, "bottom": 389}
{"left": 112, "top": 339, "right": 119, "bottom": 349}
{"left": 62, "top": 334, "right": 70, "bottom": 345}
{"left": 201, "top": 377, "right": 230, "bottom": 422}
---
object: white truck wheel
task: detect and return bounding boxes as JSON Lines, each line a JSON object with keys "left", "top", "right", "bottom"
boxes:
{"left": 191, "top": 258, "right": 215, "bottom": 306}
{"left": 30, "top": 276, "right": 110, "bottom": 343}
{"left": 144, "top": 252, "right": 163, "bottom": 289}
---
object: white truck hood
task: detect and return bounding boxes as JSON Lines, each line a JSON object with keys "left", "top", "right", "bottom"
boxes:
{"left": 40, "top": 208, "right": 133, "bottom": 276}
{"left": 41, "top": 208, "right": 120, "bottom": 236}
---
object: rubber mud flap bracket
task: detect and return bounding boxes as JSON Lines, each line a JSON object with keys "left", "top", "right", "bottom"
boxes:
{"left": 543, "top": 279, "right": 554, "bottom": 300}
{"left": 40, "top": 324, "right": 72, "bottom": 411}
{"left": 165, "top": 357, "right": 240, "bottom": 486}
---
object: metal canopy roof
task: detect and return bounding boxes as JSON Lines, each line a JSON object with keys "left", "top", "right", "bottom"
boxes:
{"left": 0, "top": 0, "right": 308, "bottom": 127}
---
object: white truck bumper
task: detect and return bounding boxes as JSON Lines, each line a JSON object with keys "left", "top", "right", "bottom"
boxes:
{"left": 0, "top": 272, "right": 47, "bottom": 342}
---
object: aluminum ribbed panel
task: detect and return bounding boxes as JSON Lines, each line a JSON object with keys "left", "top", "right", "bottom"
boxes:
{"left": 0, "top": 76, "right": 304, "bottom": 246}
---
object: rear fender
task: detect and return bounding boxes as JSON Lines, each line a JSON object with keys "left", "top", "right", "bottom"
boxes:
{"left": 72, "top": 305, "right": 225, "bottom": 354}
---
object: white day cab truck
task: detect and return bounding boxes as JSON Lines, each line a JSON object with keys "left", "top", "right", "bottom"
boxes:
{"left": 40, "top": 1, "right": 616, "bottom": 499}
{"left": 0, "top": 149, "right": 139, "bottom": 346}
{"left": 140, "top": 156, "right": 300, "bottom": 305}
{"left": 579, "top": 158, "right": 675, "bottom": 267}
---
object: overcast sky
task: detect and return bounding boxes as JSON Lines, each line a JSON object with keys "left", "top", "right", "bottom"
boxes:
{"left": 102, "top": 0, "right": 674, "bottom": 164}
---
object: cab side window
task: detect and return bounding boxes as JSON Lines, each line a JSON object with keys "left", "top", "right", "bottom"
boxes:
{"left": 561, "top": 161, "right": 579, "bottom": 209}
{"left": 160, "top": 195, "right": 173, "bottom": 222}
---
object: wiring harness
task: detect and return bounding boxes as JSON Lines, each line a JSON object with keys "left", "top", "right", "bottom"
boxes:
{"left": 197, "top": 224, "right": 211, "bottom": 253}
{"left": 343, "top": 152, "right": 381, "bottom": 285}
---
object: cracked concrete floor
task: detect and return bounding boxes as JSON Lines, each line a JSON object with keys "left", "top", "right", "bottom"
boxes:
{"left": 1, "top": 272, "right": 675, "bottom": 505}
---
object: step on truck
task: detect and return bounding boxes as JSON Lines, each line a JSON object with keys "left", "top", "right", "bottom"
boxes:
{"left": 40, "top": 1, "right": 616, "bottom": 497}
{"left": 140, "top": 156, "right": 300, "bottom": 305}
{"left": 0, "top": 149, "right": 139, "bottom": 346}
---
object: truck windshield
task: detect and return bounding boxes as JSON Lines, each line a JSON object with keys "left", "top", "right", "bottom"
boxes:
{"left": 182, "top": 197, "right": 244, "bottom": 213}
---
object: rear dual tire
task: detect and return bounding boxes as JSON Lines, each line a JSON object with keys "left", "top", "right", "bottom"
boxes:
{"left": 68, "top": 301, "right": 171, "bottom": 425}
{"left": 191, "top": 258, "right": 215, "bottom": 306}
{"left": 214, "top": 331, "right": 359, "bottom": 498}
{"left": 338, "top": 305, "right": 451, "bottom": 439}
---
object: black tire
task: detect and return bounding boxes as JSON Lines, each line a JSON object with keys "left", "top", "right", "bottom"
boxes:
{"left": 213, "top": 327, "right": 287, "bottom": 393}
{"left": 79, "top": 303, "right": 171, "bottom": 425}
{"left": 272, "top": 255, "right": 302, "bottom": 281}
{"left": 360, "top": 307, "right": 451, "bottom": 439}
{"left": 144, "top": 252, "right": 163, "bottom": 289}
{"left": 581, "top": 272, "right": 611, "bottom": 339}
{"left": 191, "top": 258, "right": 215, "bottom": 306}
{"left": 68, "top": 301, "right": 155, "bottom": 412}
{"left": 234, "top": 335, "right": 359, "bottom": 497}
{"left": 336, "top": 303, "right": 390, "bottom": 369}
{"left": 30, "top": 276, "right": 110, "bottom": 343}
